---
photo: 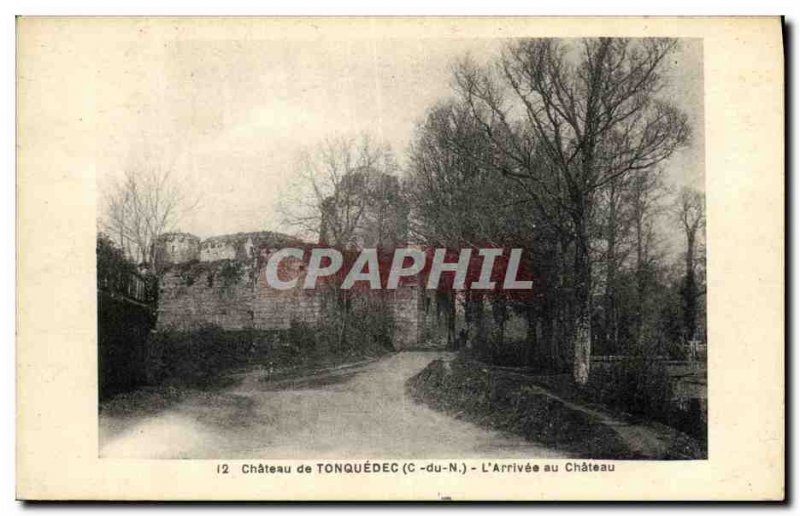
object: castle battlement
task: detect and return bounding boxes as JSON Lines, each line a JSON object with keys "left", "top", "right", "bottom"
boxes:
{"left": 154, "top": 230, "right": 300, "bottom": 267}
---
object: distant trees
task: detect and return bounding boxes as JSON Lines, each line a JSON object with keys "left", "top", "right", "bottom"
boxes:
{"left": 96, "top": 38, "right": 704, "bottom": 391}
{"left": 148, "top": 37, "right": 699, "bottom": 385}
{"left": 627, "top": 170, "right": 668, "bottom": 349}
{"left": 281, "top": 135, "right": 407, "bottom": 352}
{"left": 405, "top": 100, "right": 521, "bottom": 247}
{"left": 282, "top": 135, "right": 403, "bottom": 248}
{"left": 447, "top": 38, "right": 690, "bottom": 384}
{"left": 406, "top": 100, "right": 530, "bottom": 353}
{"left": 676, "top": 187, "right": 705, "bottom": 343}
{"left": 102, "top": 167, "right": 198, "bottom": 268}
{"left": 96, "top": 232, "right": 137, "bottom": 283}
{"left": 400, "top": 37, "right": 701, "bottom": 383}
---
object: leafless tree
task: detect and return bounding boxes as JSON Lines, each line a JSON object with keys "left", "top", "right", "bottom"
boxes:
{"left": 281, "top": 135, "right": 398, "bottom": 248}
{"left": 455, "top": 38, "right": 690, "bottom": 384}
{"left": 596, "top": 173, "right": 635, "bottom": 352}
{"left": 405, "top": 100, "right": 524, "bottom": 248}
{"left": 676, "top": 187, "right": 705, "bottom": 342}
{"left": 406, "top": 100, "right": 528, "bottom": 352}
{"left": 102, "top": 167, "right": 198, "bottom": 267}
{"left": 280, "top": 135, "right": 401, "bottom": 351}
{"left": 629, "top": 170, "right": 673, "bottom": 348}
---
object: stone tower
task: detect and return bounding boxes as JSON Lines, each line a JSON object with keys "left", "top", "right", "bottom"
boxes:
{"left": 153, "top": 232, "right": 200, "bottom": 267}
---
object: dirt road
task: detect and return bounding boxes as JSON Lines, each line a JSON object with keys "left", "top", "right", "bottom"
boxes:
{"left": 99, "top": 352, "right": 565, "bottom": 459}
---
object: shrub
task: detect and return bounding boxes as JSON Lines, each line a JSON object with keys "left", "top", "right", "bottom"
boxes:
{"left": 144, "top": 318, "right": 394, "bottom": 389}
{"left": 316, "top": 294, "right": 397, "bottom": 356}
{"left": 145, "top": 326, "right": 262, "bottom": 388}
{"left": 347, "top": 302, "right": 396, "bottom": 352}
{"left": 218, "top": 260, "right": 245, "bottom": 287}
{"left": 586, "top": 356, "right": 673, "bottom": 419}
{"left": 407, "top": 356, "right": 632, "bottom": 458}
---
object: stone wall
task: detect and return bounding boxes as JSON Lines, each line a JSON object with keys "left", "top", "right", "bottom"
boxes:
{"left": 154, "top": 233, "right": 200, "bottom": 267}
{"left": 200, "top": 239, "right": 238, "bottom": 262}
{"left": 156, "top": 261, "right": 255, "bottom": 330}
{"left": 156, "top": 257, "right": 438, "bottom": 349}
{"left": 154, "top": 231, "right": 453, "bottom": 350}
{"left": 253, "top": 251, "right": 321, "bottom": 330}
{"left": 157, "top": 256, "right": 323, "bottom": 332}
{"left": 387, "top": 286, "right": 421, "bottom": 350}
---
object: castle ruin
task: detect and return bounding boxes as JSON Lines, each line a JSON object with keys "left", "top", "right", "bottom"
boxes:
{"left": 152, "top": 171, "right": 452, "bottom": 349}
{"left": 153, "top": 230, "right": 447, "bottom": 350}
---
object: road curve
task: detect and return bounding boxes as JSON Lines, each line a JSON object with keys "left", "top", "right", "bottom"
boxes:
{"left": 100, "top": 351, "right": 565, "bottom": 460}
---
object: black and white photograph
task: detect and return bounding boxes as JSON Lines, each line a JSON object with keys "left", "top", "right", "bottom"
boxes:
{"left": 14, "top": 15, "right": 784, "bottom": 502}
{"left": 96, "top": 33, "right": 707, "bottom": 461}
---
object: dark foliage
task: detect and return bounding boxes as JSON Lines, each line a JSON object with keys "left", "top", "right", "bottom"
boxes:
{"left": 97, "top": 233, "right": 136, "bottom": 277}
{"left": 587, "top": 357, "right": 674, "bottom": 418}
{"left": 408, "top": 355, "right": 705, "bottom": 459}
{"left": 586, "top": 357, "right": 707, "bottom": 444}
{"left": 144, "top": 321, "right": 393, "bottom": 389}
{"left": 407, "top": 357, "right": 634, "bottom": 459}
{"left": 97, "top": 234, "right": 157, "bottom": 399}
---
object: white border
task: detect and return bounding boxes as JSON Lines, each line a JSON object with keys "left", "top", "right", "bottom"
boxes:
{"left": 5, "top": 2, "right": 794, "bottom": 514}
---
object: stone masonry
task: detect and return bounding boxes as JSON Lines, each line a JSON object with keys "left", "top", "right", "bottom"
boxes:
{"left": 154, "top": 231, "right": 440, "bottom": 349}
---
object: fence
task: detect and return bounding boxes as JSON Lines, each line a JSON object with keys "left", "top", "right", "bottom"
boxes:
{"left": 97, "top": 269, "right": 157, "bottom": 398}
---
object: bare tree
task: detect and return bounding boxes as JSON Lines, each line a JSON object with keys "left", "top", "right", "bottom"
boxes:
{"left": 280, "top": 135, "right": 401, "bottom": 351}
{"left": 406, "top": 100, "right": 525, "bottom": 352}
{"left": 281, "top": 135, "right": 398, "bottom": 248}
{"left": 596, "top": 173, "right": 634, "bottom": 352}
{"left": 455, "top": 38, "right": 690, "bottom": 384}
{"left": 102, "top": 167, "right": 198, "bottom": 268}
{"left": 622, "top": 169, "right": 668, "bottom": 348}
{"left": 405, "top": 100, "right": 521, "bottom": 248}
{"left": 676, "top": 187, "right": 705, "bottom": 343}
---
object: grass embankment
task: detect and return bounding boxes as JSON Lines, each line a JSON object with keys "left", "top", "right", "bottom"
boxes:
{"left": 407, "top": 356, "right": 704, "bottom": 460}
{"left": 101, "top": 324, "right": 391, "bottom": 418}
{"left": 146, "top": 325, "right": 391, "bottom": 387}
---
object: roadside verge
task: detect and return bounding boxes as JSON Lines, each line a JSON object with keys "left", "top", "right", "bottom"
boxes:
{"left": 406, "top": 356, "right": 705, "bottom": 460}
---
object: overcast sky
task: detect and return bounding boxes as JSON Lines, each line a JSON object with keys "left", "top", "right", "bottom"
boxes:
{"left": 96, "top": 37, "right": 703, "bottom": 240}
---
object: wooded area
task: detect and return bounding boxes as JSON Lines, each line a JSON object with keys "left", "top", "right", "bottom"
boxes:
{"left": 101, "top": 38, "right": 706, "bottom": 391}
{"left": 286, "top": 37, "right": 706, "bottom": 385}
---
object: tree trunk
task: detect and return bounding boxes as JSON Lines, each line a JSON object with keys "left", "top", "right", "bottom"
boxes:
{"left": 468, "top": 294, "right": 488, "bottom": 358}
{"left": 337, "top": 292, "right": 351, "bottom": 351}
{"left": 555, "top": 235, "right": 571, "bottom": 372}
{"left": 572, "top": 210, "right": 592, "bottom": 385}
{"left": 633, "top": 208, "right": 646, "bottom": 349}
{"left": 683, "top": 230, "right": 698, "bottom": 342}
{"left": 491, "top": 297, "right": 507, "bottom": 359}
{"left": 604, "top": 184, "right": 618, "bottom": 353}
{"left": 446, "top": 291, "right": 456, "bottom": 350}
{"left": 525, "top": 303, "right": 538, "bottom": 367}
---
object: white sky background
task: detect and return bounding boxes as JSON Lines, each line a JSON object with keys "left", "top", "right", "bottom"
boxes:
{"left": 95, "top": 36, "right": 703, "bottom": 242}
